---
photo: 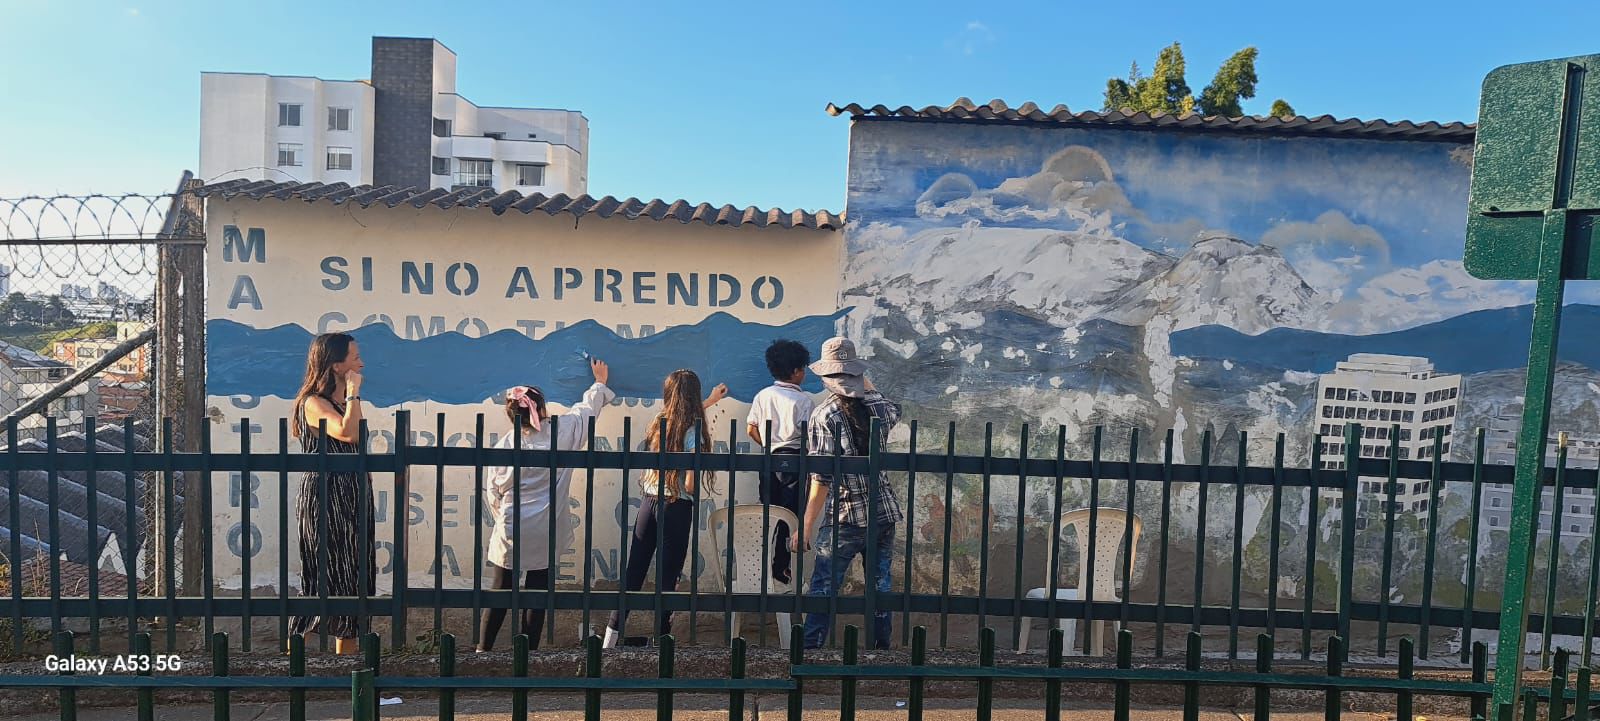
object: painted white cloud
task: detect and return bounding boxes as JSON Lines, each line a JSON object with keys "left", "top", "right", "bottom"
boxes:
{"left": 915, "top": 146, "right": 1133, "bottom": 229}
{"left": 1322, "top": 259, "right": 1528, "bottom": 334}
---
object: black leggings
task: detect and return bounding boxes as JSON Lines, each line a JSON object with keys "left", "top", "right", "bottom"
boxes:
{"left": 476, "top": 566, "right": 551, "bottom": 652}
{"left": 607, "top": 495, "right": 695, "bottom": 638}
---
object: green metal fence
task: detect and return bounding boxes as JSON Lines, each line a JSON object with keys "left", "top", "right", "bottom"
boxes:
{"left": 2, "top": 410, "right": 1597, "bottom": 665}
{"left": 21, "top": 626, "right": 1503, "bottom": 721}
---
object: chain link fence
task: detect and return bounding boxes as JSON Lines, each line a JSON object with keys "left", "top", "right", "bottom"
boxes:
{"left": 0, "top": 181, "right": 203, "bottom": 641}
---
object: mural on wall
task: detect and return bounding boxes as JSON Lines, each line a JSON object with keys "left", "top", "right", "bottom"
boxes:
{"left": 842, "top": 119, "right": 1600, "bottom": 612}
{"left": 203, "top": 200, "right": 845, "bottom": 601}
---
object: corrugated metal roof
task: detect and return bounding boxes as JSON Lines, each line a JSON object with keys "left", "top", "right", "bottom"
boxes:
{"left": 0, "top": 341, "right": 70, "bottom": 370}
{"left": 0, "top": 424, "right": 166, "bottom": 567}
{"left": 826, "top": 98, "right": 1476, "bottom": 143}
{"left": 193, "top": 180, "right": 843, "bottom": 230}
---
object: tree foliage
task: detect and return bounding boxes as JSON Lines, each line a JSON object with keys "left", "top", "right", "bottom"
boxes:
{"left": 1103, "top": 42, "right": 1295, "bottom": 119}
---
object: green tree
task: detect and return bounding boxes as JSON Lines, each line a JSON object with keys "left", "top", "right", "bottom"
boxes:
{"left": 1103, "top": 43, "right": 1295, "bottom": 118}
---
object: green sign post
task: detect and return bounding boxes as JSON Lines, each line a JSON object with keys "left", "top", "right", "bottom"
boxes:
{"left": 1464, "top": 54, "right": 1600, "bottom": 715}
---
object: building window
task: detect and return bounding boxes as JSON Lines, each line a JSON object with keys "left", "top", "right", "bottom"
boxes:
{"left": 1336, "top": 388, "right": 1347, "bottom": 401}
{"left": 484, "top": 131, "right": 505, "bottom": 139}
{"left": 517, "top": 164, "right": 545, "bottom": 187}
{"left": 1405, "top": 393, "right": 1417, "bottom": 404}
{"left": 432, "top": 157, "right": 450, "bottom": 176}
{"left": 1490, "top": 517, "right": 1501, "bottom": 527}
{"left": 1324, "top": 388, "right": 1335, "bottom": 399}
{"left": 278, "top": 103, "right": 302, "bottom": 127}
{"left": 433, "top": 118, "right": 451, "bottom": 137}
{"left": 328, "top": 107, "right": 352, "bottom": 131}
{"left": 1573, "top": 525, "right": 1582, "bottom": 533}
{"left": 454, "top": 159, "right": 493, "bottom": 188}
{"left": 277, "top": 143, "right": 303, "bottom": 167}
{"left": 326, "top": 147, "right": 353, "bottom": 171}
{"left": 1492, "top": 497, "right": 1503, "bottom": 508}
{"left": 1322, "top": 406, "right": 1333, "bottom": 418}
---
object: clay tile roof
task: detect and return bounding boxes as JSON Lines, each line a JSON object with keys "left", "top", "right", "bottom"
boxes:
{"left": 826, "top": 98, "right": 1475, "bottom": 143}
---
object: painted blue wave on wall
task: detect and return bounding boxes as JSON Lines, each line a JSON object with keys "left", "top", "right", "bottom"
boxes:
{"left": 207, "top": 310, "right": 849, "bottom": 406}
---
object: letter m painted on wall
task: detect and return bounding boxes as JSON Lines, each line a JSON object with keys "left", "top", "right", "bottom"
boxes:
{"left": 222, "top": 226, "right": 266, "bottom": 263}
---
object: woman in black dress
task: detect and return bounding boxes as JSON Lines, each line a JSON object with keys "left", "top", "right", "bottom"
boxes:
{"left": 286, "top": 332, "right": 375, "bottom": 655}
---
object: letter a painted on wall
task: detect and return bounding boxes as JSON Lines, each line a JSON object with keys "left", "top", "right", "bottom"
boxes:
{"left": 1464, "top": 54, "right": 1600, "bottom": 715}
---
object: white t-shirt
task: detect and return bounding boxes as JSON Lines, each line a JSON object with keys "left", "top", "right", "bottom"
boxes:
{"left": 746, "top": 381, "right": 815, "bottom": 450}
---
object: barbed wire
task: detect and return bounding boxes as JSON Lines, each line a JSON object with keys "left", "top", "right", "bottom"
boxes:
{"left": 0, "top": 192, "right": 199, "bottom": 244}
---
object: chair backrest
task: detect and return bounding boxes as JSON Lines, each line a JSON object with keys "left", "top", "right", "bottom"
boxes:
{"left": 1059, "top": 507, "right": 1142, "bottom": 600}
{"left": 706, "top": 504, "right": 801, "bottom": 595}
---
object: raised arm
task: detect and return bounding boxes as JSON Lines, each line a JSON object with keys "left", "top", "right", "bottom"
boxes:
{"left": 562, "top": 359, "right": 617, "bottom": 442}
{"left": 704, "top": 382, "right": 728, "bottom": 409}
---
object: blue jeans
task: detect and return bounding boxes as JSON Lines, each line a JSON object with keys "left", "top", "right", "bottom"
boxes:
{"left": 803, "top": 522, "right": 896, "bottom": 649}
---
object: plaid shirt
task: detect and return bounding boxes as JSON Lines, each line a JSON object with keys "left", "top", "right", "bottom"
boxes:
{"left": 807, "top": 391, "right": 904, "bottom": 527}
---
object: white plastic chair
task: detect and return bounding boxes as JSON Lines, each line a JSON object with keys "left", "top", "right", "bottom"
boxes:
{"left": 706, "top": 504, "right": 800, "bottom": 648}
{"left": 1018, "top": 507, "right": 1142, "bottom": 656}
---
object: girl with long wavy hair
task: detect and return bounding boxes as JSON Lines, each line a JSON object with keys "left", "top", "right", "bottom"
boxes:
{"left": 603, "top": 369, "right": 728, "bottom": 647}
{"left": 286, "top": 332, "right": 375, "bottom": 655}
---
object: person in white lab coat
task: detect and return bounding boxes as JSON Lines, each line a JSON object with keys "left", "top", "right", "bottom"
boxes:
{"left": 476, "top": 357, "right": 614, "bottom": 652}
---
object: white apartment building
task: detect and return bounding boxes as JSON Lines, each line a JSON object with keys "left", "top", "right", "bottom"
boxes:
{"left": 1481, "top": 404, "right": 1600, "bottom": 540}
{"left": 1313, "top": 354, "right": 1462, "bottom": 524}
{"left": 0, "top": 340, "right": 95, "bottom": 440}
{"left": 201, "top": 37, "right": 587, "bottom": 196}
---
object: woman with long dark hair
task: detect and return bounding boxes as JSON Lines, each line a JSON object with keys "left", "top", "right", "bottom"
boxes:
{"left": 286, "top": 332, "right": 376, "bottom": 655}
{"left": 603, "top": 369, "right": 727, "bottom": 647}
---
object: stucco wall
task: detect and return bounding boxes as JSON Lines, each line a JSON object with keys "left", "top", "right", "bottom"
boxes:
{"left": 204, "top": 198, "right": 843, "bottom": 594}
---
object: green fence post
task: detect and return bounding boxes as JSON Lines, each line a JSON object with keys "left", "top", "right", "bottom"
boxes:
{"left": 392, "top": 410, "right": 410, "bottom": 651}
{"left": 787, "top": 623, "right": 804, "bottom": 721}
{"left": 585, "top": 634, "right": 602, "bottom": 721}
{"left": 55, "top": 630, "right": 74, "bottom": 721}
{"left": 1576, "top": 665, "right": 1591, "bottom": 721}
{"left": 910, "top": 626, "right": 928, "bottom": 721}
{"left": 135, "top": 632, "right": 154, "bottom": 721}
{"left": 978, "top": 627, "right": 995, "bottom": 721}
{"left": 289, "top": 633, "right": 306, "bottom": 721}
{"left": 729, "top": 637, "right": 747, "bottom": 721}
{"left": 513, "top": 633, "right": 529, "bottom": 721}
{"left": 1398, "top": 637, "right": 1415, "bottom": 721}
{"left": 1325, "top": 636, "right": 1345, "bottom": 721}
{"left": 658, "top": 634, "right": 676, "bottom": 721}
{"left": 1339, "top": 425, "right": 1360, "bottom": 646}
{"left": 362, "top": 632, "right": 380, "bottom": 721}
{"left": 1183, "top": 632, "right": 1201, "bottom": 721}
{"left": 1114, "top": 629, "right": 1132, "bottom": 721}
{"left": 439, "top": 632, "right": 456, "bottom": 721}
{"left": 213, "top": 632, "right": 229, "bottom": 721}
{"left": 1045, "top": 627, "right": 1063, "bottom": 721}
{"left": 1229, "top": 431, "right": 1247, "bottom": 659}
{"left": 1472, "top": 642, "right": 1489, "bottom": 721}
{"left": 842, "top": 626, "right": 859, "bottom": 721}
{"left": 352, "top": 669, "right": 375, "bottom": 721}
{"left": 1254, "top": 634, "right": 1272, "bottom": 721}
{"left": 1552, "top": 648, "right": 1571, "bottom": 721}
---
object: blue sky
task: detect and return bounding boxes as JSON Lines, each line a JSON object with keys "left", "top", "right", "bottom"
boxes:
{"left": 3, "top": 0, "right": 1599, "bottom": 212}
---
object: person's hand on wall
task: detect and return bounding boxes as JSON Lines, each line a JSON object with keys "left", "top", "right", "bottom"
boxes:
{"left": 705, "top": 383, "right": 729, "bottom": 406}
{"left": 589, "top": 357, "right": 609, "bottom": 385}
